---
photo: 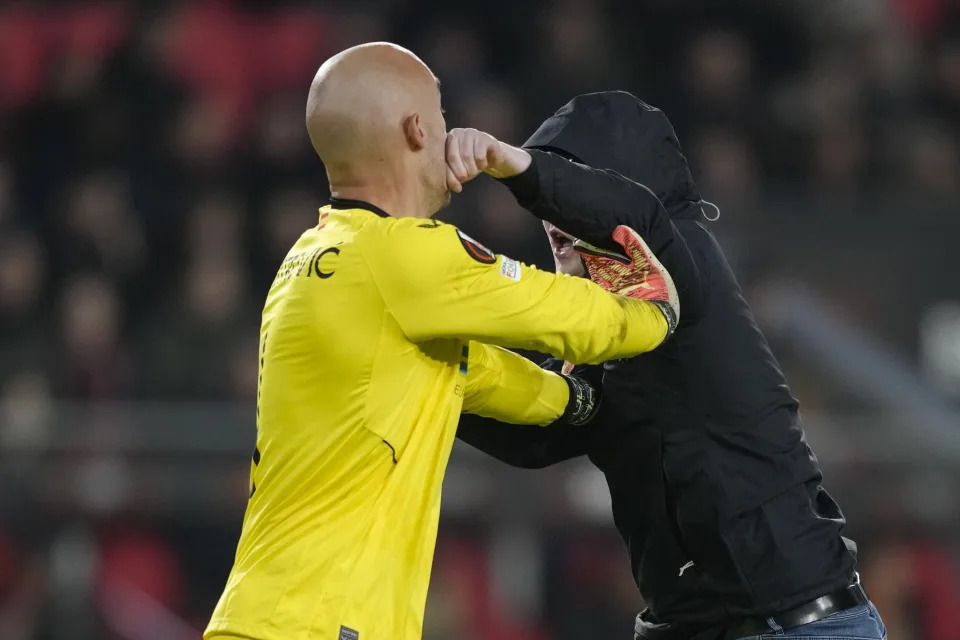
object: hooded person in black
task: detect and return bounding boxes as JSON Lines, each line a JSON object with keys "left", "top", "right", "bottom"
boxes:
{"left": 455, "top": 92, "right": 884, "bottom": 640}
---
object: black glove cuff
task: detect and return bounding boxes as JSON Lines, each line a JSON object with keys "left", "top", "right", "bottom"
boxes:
{"left": 650, "top": 299, "right": 678, "bottom": 338}
{"left": 560, "top": 372, "right": 601, "bottom": 426}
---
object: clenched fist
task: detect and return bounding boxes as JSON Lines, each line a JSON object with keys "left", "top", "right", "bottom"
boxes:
{"left": 445, "top": 128, "right": 532, "bottom": 193}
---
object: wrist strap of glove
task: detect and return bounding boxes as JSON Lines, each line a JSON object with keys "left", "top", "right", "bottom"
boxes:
{"left": 649, "top": 299, "right": 678, "bottom": 338}
{"left": 560, "top": 373, "right": 601, "bottom": 426}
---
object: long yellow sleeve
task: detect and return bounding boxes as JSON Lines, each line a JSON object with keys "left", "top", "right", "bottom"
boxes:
{"left": 358, "top": 218, "right": 668, "bottom": 364}
{"left": 461, "top": 342, "right": 569, "bottom": 426}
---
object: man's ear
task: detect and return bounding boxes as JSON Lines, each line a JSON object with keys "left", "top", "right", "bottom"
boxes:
{"left": 402, "top": 113, "right": 426, "bottom": 151}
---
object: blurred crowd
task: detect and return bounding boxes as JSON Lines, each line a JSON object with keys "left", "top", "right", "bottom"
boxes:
{"left": 3, "top": 0, "right": 960, "bottom": 403}
{"left": 1, "top": 0, "right": 960, "bottom": 639}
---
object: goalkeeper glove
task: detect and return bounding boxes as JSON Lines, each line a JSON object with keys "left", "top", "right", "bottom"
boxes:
{"left": 542, "top": 358, "right": 603, "bottom": 426}
{"left": 573, "top": 225, "right": 679, "bottom": 338}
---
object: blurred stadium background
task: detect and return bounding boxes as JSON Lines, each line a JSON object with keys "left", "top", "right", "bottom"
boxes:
{"left": 1, "top": 0, "right": 960, "bottom": 638}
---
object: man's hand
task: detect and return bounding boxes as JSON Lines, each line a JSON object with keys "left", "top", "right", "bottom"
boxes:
{"left": 446, "top": 128, "right": 532, "bottom": 193}
{"left": 574, "top": 225, "right": 680, "bottom": 337}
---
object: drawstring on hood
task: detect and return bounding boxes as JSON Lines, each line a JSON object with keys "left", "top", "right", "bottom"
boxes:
{"left": 699, "top": 198, "right": 721, "bottom": 221}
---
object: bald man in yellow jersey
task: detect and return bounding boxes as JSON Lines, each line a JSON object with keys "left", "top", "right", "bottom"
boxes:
{"left": 205, "top": 42, "right": 678, "bottom": 640}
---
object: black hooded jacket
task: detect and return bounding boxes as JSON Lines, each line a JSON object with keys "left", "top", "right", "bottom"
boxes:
{"left": 456, "top": 92, "right": 857, "bottom": 628}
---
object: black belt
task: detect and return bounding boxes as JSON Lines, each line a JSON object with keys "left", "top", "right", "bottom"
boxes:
{"left": 724, "top": 583, "right": 869, "bottom": 639}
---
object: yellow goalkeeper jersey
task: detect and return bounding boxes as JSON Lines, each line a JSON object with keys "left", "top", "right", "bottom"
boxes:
{"left": 205, "top": 199, "right": 668, "bottom": 640}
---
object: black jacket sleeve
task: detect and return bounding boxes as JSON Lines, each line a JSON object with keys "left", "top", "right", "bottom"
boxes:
{"left": 456, "top": 414, "right": 589, "bottom": 469}
{"left": 499, "top": 149, "right": 705, "bottom": 324}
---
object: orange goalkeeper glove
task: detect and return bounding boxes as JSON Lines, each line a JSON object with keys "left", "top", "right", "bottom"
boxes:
{"left": 574, "top": 225, "right": 679, "bottom": 337}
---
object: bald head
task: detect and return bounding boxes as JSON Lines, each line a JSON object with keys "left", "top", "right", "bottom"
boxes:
{"left": 306, "top": 43, "right": 449, "bottom": 217}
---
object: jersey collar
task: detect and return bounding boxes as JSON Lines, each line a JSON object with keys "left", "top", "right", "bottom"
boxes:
{"left": 328, "top": 197, "right": 390, "bottom": 219}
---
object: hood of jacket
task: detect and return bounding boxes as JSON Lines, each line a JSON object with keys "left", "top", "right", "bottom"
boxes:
{"left": 525, "top": 91, "right": 702, "bottom": 218}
